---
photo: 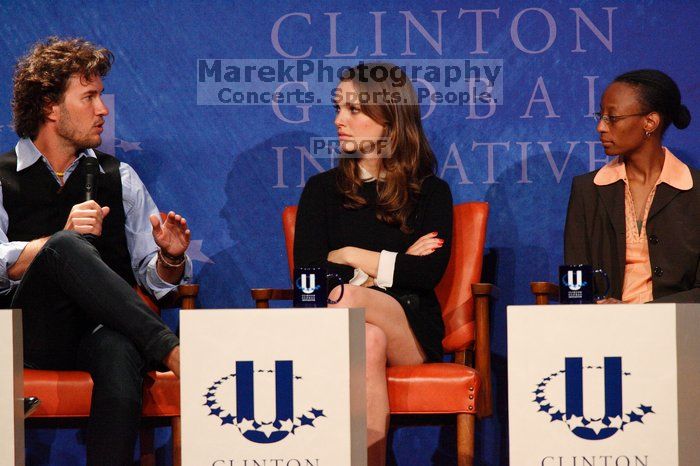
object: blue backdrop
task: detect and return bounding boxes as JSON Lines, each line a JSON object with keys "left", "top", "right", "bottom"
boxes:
{"left": 1, "top": 1, "right": 698, "bottom": 464}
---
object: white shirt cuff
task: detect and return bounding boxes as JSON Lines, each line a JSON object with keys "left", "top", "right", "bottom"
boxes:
{"left": 144, "top": 253, "right": 193, "bottom": 299}
{"left": 375, "top": 250, "right": 397, "bottom": 290}
{"left": 349, "top": 268, "right": 370, "bottom": 286}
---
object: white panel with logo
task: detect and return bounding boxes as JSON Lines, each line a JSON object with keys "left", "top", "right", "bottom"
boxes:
{"left": 507, "top": 303, "right": 700, "bottom": 466}
{"left": 181, "top": 307, "right": 366, "bottom": 466}
{"left": 0, "top": 309, "right": 24, "bottom": 466}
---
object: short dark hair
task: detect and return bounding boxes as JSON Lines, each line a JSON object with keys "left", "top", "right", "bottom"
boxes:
{"left": 614, "top": 69, "right": 691, "bottom": 134}
{"left": 12, "top": 37, "right": 113, "bottom": 139}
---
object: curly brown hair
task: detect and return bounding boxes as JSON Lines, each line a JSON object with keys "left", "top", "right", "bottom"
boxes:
{"left": 336, "top": 62, "right": 437, "bottom": 233}
{"left": 12, "top": 37, "right": 113, "bottom": 139}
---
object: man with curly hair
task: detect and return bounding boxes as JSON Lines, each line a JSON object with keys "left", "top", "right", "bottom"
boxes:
{"left": 0, "top": 37, "right": 191, "bottom": 465}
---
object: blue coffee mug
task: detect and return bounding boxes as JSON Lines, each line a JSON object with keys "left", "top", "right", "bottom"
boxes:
{"left": 559, "top": 264, "right": 610, "bottom": 304}
{"left": 293, "top": 267, "right": 345, "bottom": 308}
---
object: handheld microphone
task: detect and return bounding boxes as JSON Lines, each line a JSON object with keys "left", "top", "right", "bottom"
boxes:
{"left": 83, "top": 158, "right": 99, "bottom": 243}
{"left": 84, "top": 157, "right": 98, "bottom": 201}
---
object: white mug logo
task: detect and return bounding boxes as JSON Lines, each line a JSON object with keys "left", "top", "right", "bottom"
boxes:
{"left": 299, "top": 274, "right": 318, "bottom": 294}
{"left": 567, "top": 270, "right": 584, "bottom": 291}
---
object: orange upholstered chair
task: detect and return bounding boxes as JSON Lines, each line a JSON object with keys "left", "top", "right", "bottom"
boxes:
{"left": 23, "top": 215, "right": 199, "bottom": 466}
{"left": 251, "top": 203, "right": 494, "bottom": 466}
{"left": 24, "top": 284, "right": 198, "bottom": 466}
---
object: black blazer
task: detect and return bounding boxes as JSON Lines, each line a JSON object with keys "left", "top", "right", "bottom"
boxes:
{"left": 564, "top": 167, "right": 700, "bottom": 303}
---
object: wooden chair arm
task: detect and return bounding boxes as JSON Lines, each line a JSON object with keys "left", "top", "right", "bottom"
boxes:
{"left": 530, "top": 281, "right": 559, "bottom": 305}
{"left": 177, "top": 284, "right": 200, "bottom": 310}
{"left": 471, "top": 282, "right": 495, "bottom": 418}
{"left": 250, "top": 288, "right": 294, "bottom": 308}
{"left": 142, "top": 283, "right": 199, "bottom": 310}
{"left": 472, "top": 282, "right": 498, "bottom": 300}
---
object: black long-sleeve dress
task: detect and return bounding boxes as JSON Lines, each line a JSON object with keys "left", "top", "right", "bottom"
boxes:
{"left": 294, "top": 168, "right": 453, "bottom": 361}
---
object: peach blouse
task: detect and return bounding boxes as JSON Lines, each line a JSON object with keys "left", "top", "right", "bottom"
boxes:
{"left": 593, "top": 148, "right": 693, "bottom": 303}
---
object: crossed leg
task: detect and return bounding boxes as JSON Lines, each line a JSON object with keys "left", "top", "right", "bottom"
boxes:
{"left": 15, "top": 231, "right": 181, "bottom": 462}
{"left": 76, "top": 327, "right": 146, "bottom": 465}
{"left": 329, "top": 285, "right": 426, "bottom": 466}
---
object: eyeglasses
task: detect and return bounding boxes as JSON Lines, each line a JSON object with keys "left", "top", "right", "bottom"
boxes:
{"left": 593, "top": 112, "right": 647, "bottom": 124}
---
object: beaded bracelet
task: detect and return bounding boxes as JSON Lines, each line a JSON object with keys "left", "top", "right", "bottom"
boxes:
{"left": 158, "top": 248, "right": 186, "bottom": 268}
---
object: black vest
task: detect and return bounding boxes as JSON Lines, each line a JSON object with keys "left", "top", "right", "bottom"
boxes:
{"left": 0, "top": 149, "right": 136, "bottom": 297}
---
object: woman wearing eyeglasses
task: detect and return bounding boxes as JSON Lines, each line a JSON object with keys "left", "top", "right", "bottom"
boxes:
{"left": 564, "top": 69, "right": 699, "bottom": 303}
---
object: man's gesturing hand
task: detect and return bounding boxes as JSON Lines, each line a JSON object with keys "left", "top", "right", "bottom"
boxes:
{"left": 150, "top": 211, "right": 190, "bottom": 257}
{"left": 64, "top": 200, "right": 110, "bottom": 236}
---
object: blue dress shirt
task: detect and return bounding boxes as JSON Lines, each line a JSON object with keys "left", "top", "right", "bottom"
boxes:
{"left": 0, "top": 138, "right": 192, "bottom": 299}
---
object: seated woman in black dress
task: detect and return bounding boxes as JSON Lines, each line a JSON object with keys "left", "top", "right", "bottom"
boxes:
{"left": 294, "top": 63, "right": 453, "bottom": 464}
{"left": 565, "top": 69, "right": 699, "bottom": 303}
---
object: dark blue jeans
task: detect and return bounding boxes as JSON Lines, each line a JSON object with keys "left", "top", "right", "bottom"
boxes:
{"left": 14, "top": 231, "right": 179, "bottom": 465}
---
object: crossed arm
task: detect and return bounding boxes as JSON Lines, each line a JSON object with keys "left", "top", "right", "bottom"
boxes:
{"left": 294, "top": 174, "right": 453, "bottom": 290}
{"left": 327, "top": 232, "right": 446, "bottom": 286}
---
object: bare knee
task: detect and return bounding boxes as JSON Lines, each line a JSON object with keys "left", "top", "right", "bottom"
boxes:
{"left": 365, "top": 323, "right": 388, "bottom": 370}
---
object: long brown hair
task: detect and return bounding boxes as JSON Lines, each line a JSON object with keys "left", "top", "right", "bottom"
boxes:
{"left": 336, "top": 62, "right": 437, "bottom": 233}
